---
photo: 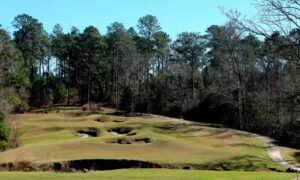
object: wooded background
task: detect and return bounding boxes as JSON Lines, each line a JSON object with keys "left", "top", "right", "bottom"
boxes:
{"left": 0, "top": 0, "right": 300, "bottom": 149}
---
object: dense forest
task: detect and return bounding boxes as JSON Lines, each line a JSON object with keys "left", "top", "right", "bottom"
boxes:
{"left": 0, "top": 0, "right": 300, "bottom": 150}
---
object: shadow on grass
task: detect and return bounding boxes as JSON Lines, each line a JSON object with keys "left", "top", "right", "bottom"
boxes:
{"left": 65, "top": 111, "right": 101, "bottom": 117}
{"left": 105, "top": 111, "right": 150, "bottom": 118}
{"left": 41, "top": 127, "right": 65, "bottom": 132}
{"left": 154, "top": 123, "right": 226, "bottom": 137}
{"left": 2, "top": 155, "right": 276, "bottom": 172}
{"left": 294, "top": 152, "right": 300, "bottom": 163}
{"left": 31, "top": 106, "right": 81, "bottom": 113}
{"left": 229, "top": 143, "right": 265, "bottom": 149}
{"left": 200, "top": 155, "right": 278, "bottom": 171}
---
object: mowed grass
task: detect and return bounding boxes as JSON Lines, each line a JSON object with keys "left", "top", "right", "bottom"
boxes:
{"left": 0, "top": 106, "right": 290, "bottom": 171}
{"left": 0, "top": 169, "right": 296, "bottom": 180}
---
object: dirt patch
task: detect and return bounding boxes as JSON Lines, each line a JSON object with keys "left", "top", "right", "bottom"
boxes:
{"left": 135, "top": 138, "right": 152, "bottom": 143}
{"left": 77, "top": 128, "right": 100, "bottom": 137}
{"left": 127, "top": 132, "right": 137, "bottom": 136}
{"left": 113, "top": 120, "right": 126, "bottom": 123}
{"left": 108, "top": 138, "right": 152, "bottom": 144}
{"left": 65, "top": 159, "right": 160, "bottom": 171}
{"left": 108, "top": 127, "right": 134, "bottom": 135}
{"left": 94, "top": 118, "right": 107, "bottom": 123}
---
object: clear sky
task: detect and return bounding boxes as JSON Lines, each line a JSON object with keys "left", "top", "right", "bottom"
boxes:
{"left": 0, "top": 0, "right": 256, "bottom": 40}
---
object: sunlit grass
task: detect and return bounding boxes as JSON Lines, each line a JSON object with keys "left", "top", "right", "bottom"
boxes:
{"left": 0, "top": 107, "right": 291, "bottom": 171}
{"left": 0, "top": 169, "right": 296, "bottom": 180}
{"left": 281, "top": 147, "right": 300, "bottom": 167}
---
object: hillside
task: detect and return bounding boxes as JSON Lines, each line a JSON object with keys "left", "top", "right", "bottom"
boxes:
{"left": 1, "top": 106, "right": 298, "bottom": 173}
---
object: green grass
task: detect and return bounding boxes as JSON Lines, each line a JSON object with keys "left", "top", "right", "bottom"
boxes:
{"left": 1, "top": 106, "right": 295, "bottom": 171}
{"left": 0, "top": 169, "right": 297, "bottom": 180}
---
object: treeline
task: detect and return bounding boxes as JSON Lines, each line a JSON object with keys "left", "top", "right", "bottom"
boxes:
{"left": 1, "top": 0, "right": 300, "bottom": 148}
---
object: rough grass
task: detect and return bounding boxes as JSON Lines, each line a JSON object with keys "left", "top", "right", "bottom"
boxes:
{"left": 0, "top": 169, "right": 296, "bottom": 180}
{"left": 0, "top": 106, "right": 291, "bottom": 171}
{"left": 281, "top": 147, "right": 300, "bottom": 167}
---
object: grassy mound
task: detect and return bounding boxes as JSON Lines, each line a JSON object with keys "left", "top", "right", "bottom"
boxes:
{"left": 0, "top": 106, "right": 291, "bottom": 171}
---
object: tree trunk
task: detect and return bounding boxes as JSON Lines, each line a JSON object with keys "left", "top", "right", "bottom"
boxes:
{"left": 87, "top": 70, "right": 91, "bottom": 108}
{"left": 67, "top": 58, "right": 71, "bottom": 106}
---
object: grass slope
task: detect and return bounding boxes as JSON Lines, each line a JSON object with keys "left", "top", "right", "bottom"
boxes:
{"left": 281, "top": 147, "right": 300, "bottom": 167}
{"left": 0, "top": 106, "right": 296, "bottom": 171}
{"left": 0, "top": 169, "right": 296, "bottom": 180}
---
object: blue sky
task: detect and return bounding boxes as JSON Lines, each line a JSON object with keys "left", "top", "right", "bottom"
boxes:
{"left": 0, "top": 0, "right": 256, "bottom": 39}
